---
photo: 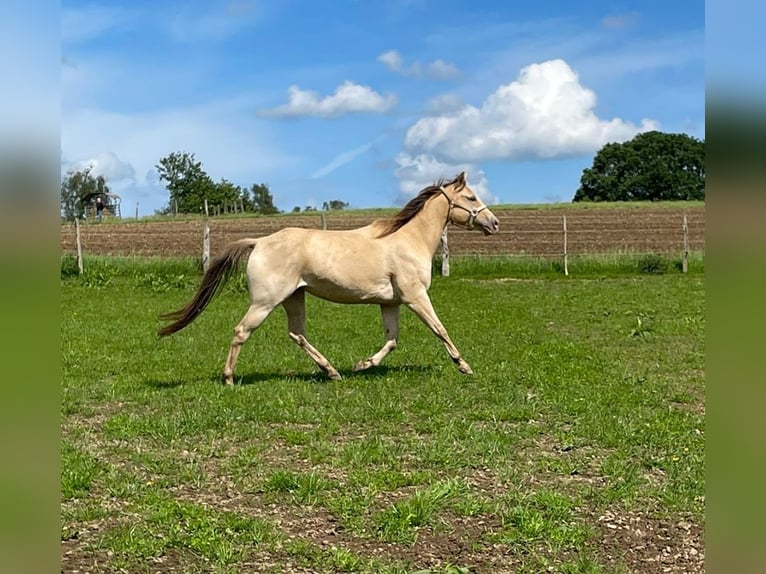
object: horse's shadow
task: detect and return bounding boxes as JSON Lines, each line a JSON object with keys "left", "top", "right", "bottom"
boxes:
{"left": 238, "top": 364, "right": 436, "bottom": 385}
{"left": 144, "top": 364, "right": 435, "bottom": 389}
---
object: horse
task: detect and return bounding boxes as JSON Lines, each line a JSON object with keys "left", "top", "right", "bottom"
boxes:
{"left": 157, "top": 171, "right": 500, "bottom": 384}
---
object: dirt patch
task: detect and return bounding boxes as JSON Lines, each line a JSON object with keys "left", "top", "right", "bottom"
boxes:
{"left": 594, "top": 509, "right": 704, "bottom": 574}
{"left": 60, "top": 207, "right": 705, "bottom": 258}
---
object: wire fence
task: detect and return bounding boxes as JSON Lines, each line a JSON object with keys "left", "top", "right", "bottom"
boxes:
{"left": 61, "top": 207, "right": 705, "bottom": 274}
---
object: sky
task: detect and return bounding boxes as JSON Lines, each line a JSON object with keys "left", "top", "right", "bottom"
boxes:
{"left": 60, "top": 0, "right": 705, "bottom": 215}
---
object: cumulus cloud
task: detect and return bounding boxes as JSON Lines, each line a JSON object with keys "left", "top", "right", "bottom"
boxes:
{"left": 377, "top": 50, "right": 460, "bottom": 79}
{"left": 424, "top": 93, "right": 465, "bottom": 115}
{"left": 427, "top": 59, "right": 461, "bottom": 80}
{"left": 378, "top": 50, "right": 412, "bottom": 74}
{"left": 394, "top": 153, "right": 498, "bottom": 205}
{"left": 259, "top": 81, "right": 396, "bottom": 118}
{"left": 62, "top": 96, "right": 297, "bottom": 213}
{"left": 404, "top": 59, "right": 659, "bottom": 163}
{"left": 64, "top": 151, "right": 136, "bottom": 183}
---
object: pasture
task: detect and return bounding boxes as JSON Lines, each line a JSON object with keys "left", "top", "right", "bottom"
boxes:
{"left": 61, "top": 256, "right": 704, "bottom": 573}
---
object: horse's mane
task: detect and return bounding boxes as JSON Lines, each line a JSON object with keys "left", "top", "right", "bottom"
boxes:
{"left": 375, "top": 175, "right": 461, "bottom": 238}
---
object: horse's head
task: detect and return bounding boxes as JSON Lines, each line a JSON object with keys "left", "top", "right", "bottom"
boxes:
{"left": 441, "top": 172, "right": 500, "bottom": 235}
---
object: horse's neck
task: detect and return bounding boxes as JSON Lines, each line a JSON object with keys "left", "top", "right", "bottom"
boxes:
{"left": 398, "top": 195, "right": 450, "bottom": 256}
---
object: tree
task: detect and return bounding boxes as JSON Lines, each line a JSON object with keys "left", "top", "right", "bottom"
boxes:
{"left": 61, "top": 165, "right": 110, "bottom": 221}
{"left": 573, "top": 131, "right": 705, "bottom": 202}
{"left": 322, "top": 199, "right": 349, "bottom": 211}
{"left": 250, "top": 183, "right": 280, "bottom": 214}
{"left": 212, "top": 178, "right": 245, "bottom": 212}
{"left": 292, "top": 206, "right": 301, "bottom": 213}
{"left": 156, "top": 151, "right": 217, "bottom": 214}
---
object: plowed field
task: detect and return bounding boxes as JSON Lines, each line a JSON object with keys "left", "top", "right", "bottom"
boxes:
{"left": 60, "top": 206, "right": 704, "bottom": 258}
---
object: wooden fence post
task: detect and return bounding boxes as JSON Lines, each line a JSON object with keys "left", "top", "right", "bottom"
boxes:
{"left": 174, "top": 199, "right": 178, "bottom": 217}
{"left": 321, "top": 213, "right": 327, "bottom": 230}
{"left": 682, "top": 214, "right": 689, "bottom": 273}
{"left": 202, "top": 199, "right": 210, "bottom": 272}
{"left": 440, "top": 227, "right": 450, "bottom": 277}
{"left": 74, "top": 218, "right": 84, "bottom": 275}
{"left": 563, "top": 215, "right": 569, "bottom": 276}
{"left": 135, "top": 202, "right": 139, "bottom": 220}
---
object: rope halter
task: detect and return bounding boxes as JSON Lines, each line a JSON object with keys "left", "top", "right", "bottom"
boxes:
{"left": 439, "top": 186, "right": 488, "bottom": 230}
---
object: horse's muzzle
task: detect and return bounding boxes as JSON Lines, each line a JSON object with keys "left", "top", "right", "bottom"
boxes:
{"left": 480, "top": 214, "right": 500, "bottom": 236}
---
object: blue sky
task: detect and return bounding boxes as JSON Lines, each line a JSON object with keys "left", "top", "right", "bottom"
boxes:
{"left": 60, "top": 0, "right": 704, "bottom": 215}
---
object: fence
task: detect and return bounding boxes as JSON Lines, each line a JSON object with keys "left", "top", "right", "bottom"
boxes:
{"left": 61, "top": 206, "right": 705, "bottom": 275}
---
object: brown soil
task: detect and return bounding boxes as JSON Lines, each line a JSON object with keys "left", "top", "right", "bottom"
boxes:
{"left": 60, "top": 207, "right": 704, "bottom": 258}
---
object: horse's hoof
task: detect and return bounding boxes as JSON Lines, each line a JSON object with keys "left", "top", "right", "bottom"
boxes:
{"left": 353, "top": 359, "right": 372, "bottom": 372}
{"left": 222, "top": 375, "right": 235, "bottom": 385}
{"left": 327, "top": 370, "right": 343, "bottom": 381}
{"left": 457, "top": 361, "right": 473, "bottom": 375}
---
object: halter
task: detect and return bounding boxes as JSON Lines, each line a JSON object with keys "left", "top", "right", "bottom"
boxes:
{"left": 439, "top": 186, "right": 488, "bottom": 230}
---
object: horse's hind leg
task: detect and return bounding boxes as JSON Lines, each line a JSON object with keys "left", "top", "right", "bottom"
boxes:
{"left": 353, "top": 304, "right": 399, "bottom": 372}
{"left": 283, "top": 290, "right": 342, "bottom": 381}
{"left": 223, "top": 304, "right": 273, "bottom": 385}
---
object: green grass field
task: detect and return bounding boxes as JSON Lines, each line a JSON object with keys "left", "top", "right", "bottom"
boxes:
{"left": 61, "top": 256, "right": 704, "bottom": 573}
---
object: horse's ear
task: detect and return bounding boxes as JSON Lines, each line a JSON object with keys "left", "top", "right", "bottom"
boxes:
{"left": 455, "top": 171, "right": 466, "bottom": 189}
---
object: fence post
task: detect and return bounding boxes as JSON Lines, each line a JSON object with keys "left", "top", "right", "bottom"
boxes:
{"left": 440, "top": 227, "right": 450, "bottom": 277}
{"left": 321, "top": 213, "right": 327, "bottom": 230}
{"left": 174, "top": 199, "right": 178, "bottom": 217}
{"left": 74, "top": 218, "right": 84, "bottom": 275}
{"left": 563, "top": 215, "right": 569, "bottom": 276}
{"left": 682, "top": 214, "right": 689, "bottom": 273}
{"left": 135, "top": 202, "right": 139, "bottom": 220}
{"left": 202, "top": 199, "right": 210, "bottom": 272}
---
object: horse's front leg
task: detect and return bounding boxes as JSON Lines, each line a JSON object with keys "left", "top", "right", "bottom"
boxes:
{"left": 402, "top": 290, "right": 473, "bottom": 375}
{"left": 353, "top": 304, "right": 399, "bottom": 372}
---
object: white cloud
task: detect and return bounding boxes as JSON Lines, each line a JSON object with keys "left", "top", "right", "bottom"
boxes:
{"left": 378, "top": 50, "right": 413, "bottom": 74}
{"left": 64, "top": 151, "right": 136, "bottom": 183}
{"left": 62, "top": 96, "right": 298, "bottom": 213}
{"left": 427, "top": 59, "right": 461, "bottom": 80}
{"left": 425, "top": 93, "right": 465, "bottom": 115}
{"left": 259, "top": 81, "right": 397, "bottom": 118}
{"left": 377, "top": 49, "right": 460, "bottom": 79}
{"left": 394, "top": 153, "right": 497, "bottom": 205}
{"left": 404, "top": 59, "right": 659, "bottom": 163}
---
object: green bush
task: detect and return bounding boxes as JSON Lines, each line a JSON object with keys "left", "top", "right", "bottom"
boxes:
{"left": 637, "top": 253, "right": 668, "bottom": 274}
{"left": 60, "top": 255, "right": 80, "bottom": 279}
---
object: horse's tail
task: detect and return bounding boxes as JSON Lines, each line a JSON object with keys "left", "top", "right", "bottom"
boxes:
{"left": 157, "top": 238, "right": 258, "bottom": 337}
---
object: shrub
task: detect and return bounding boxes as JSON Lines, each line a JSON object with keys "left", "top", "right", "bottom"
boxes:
{"left": 637, "top": 253, "right": 668, "bottom": 274}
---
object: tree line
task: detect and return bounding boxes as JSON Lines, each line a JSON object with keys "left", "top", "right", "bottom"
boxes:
{"left": 61, "top": 131, "right": 704, "bottom": 221}
{"left": 60, "top": 151, "right": 350, "bottom": 221}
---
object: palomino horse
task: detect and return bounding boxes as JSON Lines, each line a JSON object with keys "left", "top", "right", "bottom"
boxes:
{"left": 158, "top": 171, "right": 500, "bottom": 384}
